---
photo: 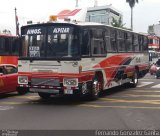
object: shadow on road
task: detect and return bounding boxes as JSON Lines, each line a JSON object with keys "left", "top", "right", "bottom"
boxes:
{"left": 0, "top": 92, "right": 19, "bottom": 99}
{"left": 26, "top": 85, "right": 130, "bottom": 106}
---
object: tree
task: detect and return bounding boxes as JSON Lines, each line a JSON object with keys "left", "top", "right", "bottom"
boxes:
{"left": 111, "top": 17, "right": 125, "bottom": 28}
{"left": 2, "top": 29, "right": 12, "bottom": 35}
{"left": 126, "top": 0, "right": 139, "bottom": 31}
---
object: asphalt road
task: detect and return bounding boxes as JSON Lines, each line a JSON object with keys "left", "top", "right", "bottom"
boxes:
{"left": 0, "top": 73, "right": 160, "bottom": 132}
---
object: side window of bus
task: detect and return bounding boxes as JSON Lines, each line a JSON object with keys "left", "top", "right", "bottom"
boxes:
{"left": 91, "top": 29, "right": 105, "bottom": 56}
{"left": 110, "top": 28, "right": 117, "bottom": 52}
{"left": 138, "top": 35, "right": 143, "bottom": 51}
{"left": 0, "top": 37, "right": 5, "bottom": 55}
{"left": 4, "top": 37, "right": 11, "bottom": 55}
{"left": 12, "top": 38, "right": 19, "bottom": 55}
{"left": 117, "top": 30, "right": 125, "bottom": 52}
{"left": 143, "top": 37, "right": 148, "bottom": 51}
{"left": 125, "top": 32, "right": 133, "bottom": 52}
{"left": 81, "top": 30, "right": 90, "bottom": 56}
{"left": 104, "top": 27, "right": 110, "bottom": 52}
{"left": 133, "top": 34, "right": 139, "bottom": 52}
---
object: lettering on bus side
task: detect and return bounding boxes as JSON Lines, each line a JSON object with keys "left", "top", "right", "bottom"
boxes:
{"left": 53, "top": 28, "right": 70, "bottom": 34}
{"left": 27, "top": 29, "right": 41, "bottom": 35}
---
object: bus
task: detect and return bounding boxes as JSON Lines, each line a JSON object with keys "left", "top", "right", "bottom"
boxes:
{"left": 0, "top": 34, "right": 20, "bottom": 65}
{"left": 18, "top": 21, "right": 150, "bottom": 99}
{"left": 148, "top": 35, "right": 160, "bottom": 50}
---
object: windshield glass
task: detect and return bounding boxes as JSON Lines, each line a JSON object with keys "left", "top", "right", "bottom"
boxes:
{"left": 21, "top": 25, "right": 80, "bottom": 58}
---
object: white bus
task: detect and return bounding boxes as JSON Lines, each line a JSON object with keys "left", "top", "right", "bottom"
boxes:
{"left": 18, "top": 21, "right": 150, "bottom": 99}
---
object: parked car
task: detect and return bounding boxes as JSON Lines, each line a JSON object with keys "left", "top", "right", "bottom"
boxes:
{"left": 0, "top": 64, "right": 25, "bottom": 94}
{"left": 149, "top": 59, "right": 160, "bottom": 76}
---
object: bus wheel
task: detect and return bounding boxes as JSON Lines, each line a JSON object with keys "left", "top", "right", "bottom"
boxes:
{"left": 38, "top": 92, "right": 51, "bottom": 99}
{"left": 129, "top": 70, "right": 138, "bottom": 88}
{"left": 89, "top": 75, "right": 102, "bottom": 100}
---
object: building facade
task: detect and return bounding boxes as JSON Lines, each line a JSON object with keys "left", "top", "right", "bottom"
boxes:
{"left": 85, "top": 5, "right": 123, "bottom": 25}
{"left": 148, "top": 23, "right": 160, "bottom": 37}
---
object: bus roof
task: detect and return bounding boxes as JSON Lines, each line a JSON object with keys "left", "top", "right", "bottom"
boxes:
{"left": 21, "top": 21, "right": 147, "bottom": 36}
{"left": 0, "top": 34, "right": 17, "bottom": 38}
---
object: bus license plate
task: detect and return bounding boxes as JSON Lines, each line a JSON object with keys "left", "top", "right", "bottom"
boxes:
{"left": 64, "top": 89, "right": 73, "bottom": 94}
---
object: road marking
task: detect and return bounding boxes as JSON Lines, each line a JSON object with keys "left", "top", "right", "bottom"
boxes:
{"left": 0, "top": 106, "right": 14, "bottom": 110}
{"left": 15, "top": 95, "right": 40, "bottom": 100}
{"left": 151, "top": 84, "right": 160, "bottom": 88}
{"left": 134, "top": 90, "right": 160, "bottom": 93}
{"left": 125, "top": 94, "right": 160, "bottom": 98}
{"left": 0, "top": 101, "right": 41, "bottom": 105}
{"left": 79, "top": 104, "right": 160, "bottom": 110}
{"left": 0, "top": 102, "right": 26, "bottom": 105}
{"left": 99, "top": 98, "right": 160, "bottom": 105}
{"left": 137, "top": 82, "right": 154, "bottom": 87}
{"left": 139, "top": 78, "right": 156, "bottom": 81}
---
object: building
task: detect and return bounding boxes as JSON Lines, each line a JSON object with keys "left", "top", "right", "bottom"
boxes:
{"left": 148, "top": 23, "right": 160, "bottom": 37}
{"left": 86, "top": 5, "right": 123, "bottom": 25}
{"left": 57, "top": 5, "right": 123, "bottom": 26}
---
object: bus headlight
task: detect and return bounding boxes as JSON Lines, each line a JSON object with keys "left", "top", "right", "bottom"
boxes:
{"left": 18, "top": 76, "right": 28, "bottom": 84}
{"left": 63, "top": 78, "right": 78, "bottom": 87}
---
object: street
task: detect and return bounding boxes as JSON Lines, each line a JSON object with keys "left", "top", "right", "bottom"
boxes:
{"left": 0, "top": 73, "right": 160, "bottom": 131}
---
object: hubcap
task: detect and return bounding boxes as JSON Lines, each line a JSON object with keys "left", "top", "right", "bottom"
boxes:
{"left": 134, "top": 73, "right": 138, "bottom": 84}
{"left": 82, "top": 82, "right": 87, "bottom": 94}
{"left": 93, "top": 80, "right": 99, "bottom": 96}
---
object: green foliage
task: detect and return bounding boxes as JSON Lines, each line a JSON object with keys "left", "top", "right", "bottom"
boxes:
{"left": 126, "top": 0, "right": 138, "bottom": 8}
{"left": 2, "top": 29, "right": 12, "bottom": 35}
{"left": 111, "top": 17, "right": 125, "bottom": 28}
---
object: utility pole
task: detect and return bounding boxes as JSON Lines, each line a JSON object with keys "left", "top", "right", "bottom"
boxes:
{"left": 94, "top": 0, "right": 98, "bottom": 7}
{"left": 15, "top": 7, "right": 19, "bottom": 36}
{"left": 76, "top": 0, "right": 78, "bottom": 7}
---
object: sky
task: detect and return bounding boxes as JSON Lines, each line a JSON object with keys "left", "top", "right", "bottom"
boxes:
{"left": 0, "top": 0, "right": 160, "bottom": 35}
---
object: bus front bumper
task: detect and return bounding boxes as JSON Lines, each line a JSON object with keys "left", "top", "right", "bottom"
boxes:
{"left": 29, "top": 85, "right": 80, "bottom": 95}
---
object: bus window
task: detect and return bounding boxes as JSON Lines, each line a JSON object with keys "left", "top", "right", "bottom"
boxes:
{"left": 91, "top": 29, "right": 105, "bottom": 56}
{"left": 133, "top": 34, "right": 139, "bottom": 52}
{"left": 138, "top": 35, "right": 143, "bottom": 51}
{"left": 12, "top": 38, "right": 20, "bottom": 55}
{"left": 109, "top": 28, "right": 117, "bottom": 52}
{"left": 81, "top": 30, "right": 90, "bottom": 56}
{"left": 117, "top": 30, "right": 125, "bottom": 52}
{"left": 0, "top": 37, "right": 5, "bottom": 55}
{"left": 143, "top": 36, "right": 148, "bottom": 51}
{"left": 4, "top": 37, "right": 11, "bottom": 55}
{"left": 126, "top": 32, "right": 133, "bottom": 52}
{"left": 104, "top": 27, "right": 110, "bottom": 52}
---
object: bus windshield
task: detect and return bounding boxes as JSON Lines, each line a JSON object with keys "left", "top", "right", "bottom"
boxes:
{"left": 21, "top": 25, "right": 80, "bottom": 58}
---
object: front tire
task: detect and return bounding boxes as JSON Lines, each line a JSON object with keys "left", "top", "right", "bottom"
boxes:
{"left": 89, "top": 75, "right": 102, "bottom": 100}
{"left": 129, "top": 70, "right": 138, "bottom": 88}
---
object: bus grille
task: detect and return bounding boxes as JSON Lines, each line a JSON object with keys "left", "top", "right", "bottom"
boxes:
{"left": 31, "top": 78, "right": 60, "bottom": 86}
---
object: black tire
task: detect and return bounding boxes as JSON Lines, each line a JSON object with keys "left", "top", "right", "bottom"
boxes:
{"left": 129, "top": 70, "right": 138, "bottom": 88}
{"left": 38, "top": 92, "right": 51, "bottom": 99}
{"left": 17, "top": 87, "right": 28, "bottom": 95}
{"left": 89, "top": 75, "right": 102, "bottom": 100}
